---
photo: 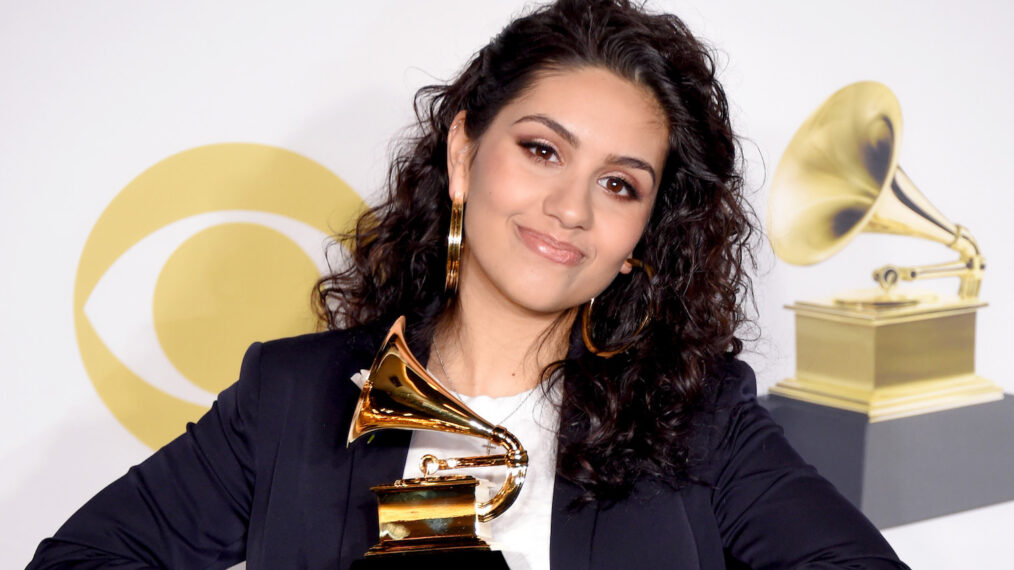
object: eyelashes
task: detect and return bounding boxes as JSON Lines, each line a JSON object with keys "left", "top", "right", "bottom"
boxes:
{"left": 520, "top": 140, "right": 561, "bottom": 164}
{"left": 518, "top": 139, "right": 640, "bottom": 200}
{"left": 598, "top": 176, "right": 638, "bottom": 199}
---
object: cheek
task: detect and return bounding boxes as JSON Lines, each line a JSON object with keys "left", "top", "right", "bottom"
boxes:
{"left": 600, "top": 211, "right": 651, "bottom": 259}
{"left": 463, "top": 161, "right": 520, "bottom": 252}
{"left": 468, "top": 150, "right": 534, "bottom": 214}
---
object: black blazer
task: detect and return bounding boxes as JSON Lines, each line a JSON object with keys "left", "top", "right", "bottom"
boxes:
{"left": 29, "top": 325, "right": 907, "bottom": 569}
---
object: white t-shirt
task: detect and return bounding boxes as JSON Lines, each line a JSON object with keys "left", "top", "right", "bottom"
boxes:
{"left": 401, "top": 381, "right": 560, "bottom": 570}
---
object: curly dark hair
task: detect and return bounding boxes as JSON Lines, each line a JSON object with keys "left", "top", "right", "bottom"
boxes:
{"left": 315, "top": 0, "right": 757, "bottom": 502}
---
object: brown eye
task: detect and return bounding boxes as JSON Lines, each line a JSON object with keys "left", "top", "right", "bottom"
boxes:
{"left": 520, "top": 141, "right": 561, "bottom": 164}
{"left": 599, "top": 176, "right": 637, "bottom": 199}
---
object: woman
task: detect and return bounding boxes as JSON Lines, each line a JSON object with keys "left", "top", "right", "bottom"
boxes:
{"left": 30, "top": 0, "right": 907, "bottom": 568}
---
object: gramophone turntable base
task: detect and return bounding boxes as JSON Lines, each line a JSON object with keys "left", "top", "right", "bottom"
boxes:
{"left": 760, "top": 393, "right": 1014, "bottom": 528}
{"left": 770, "top": 298, "right": 1003, "bottom": 421}
{"left": 770, "top": 374, "right": 1002, "bottom": 422}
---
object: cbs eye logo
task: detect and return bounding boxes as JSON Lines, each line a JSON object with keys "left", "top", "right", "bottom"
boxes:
{"left": 73, "top": 143, "right": 365, "bottom": 449}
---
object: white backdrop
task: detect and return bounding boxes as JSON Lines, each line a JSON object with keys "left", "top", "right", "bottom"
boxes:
{"left": 3, "top": 1, "right": 1013, "bottom": 567}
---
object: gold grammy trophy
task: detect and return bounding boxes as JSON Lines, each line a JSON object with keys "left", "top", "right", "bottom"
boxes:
{"left": 346, "top": 317, "right": 527, "bottom": 568}
{"left": 767, "top": 81, "right": 1002, "bottom": 421}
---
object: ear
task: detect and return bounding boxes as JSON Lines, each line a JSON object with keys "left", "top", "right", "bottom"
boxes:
{"left": 619, "top": 258, "right": 634, "bottom": 274}
{"left": 446, "top": 110, "right": 472, "bottom": 202}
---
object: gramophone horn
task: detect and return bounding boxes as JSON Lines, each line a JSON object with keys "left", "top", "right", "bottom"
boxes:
{"left": 347, "top": 317, "right": 528, "bottom": 523}
{"left": 767, "top": 81, "right": 982, "bottom": 297}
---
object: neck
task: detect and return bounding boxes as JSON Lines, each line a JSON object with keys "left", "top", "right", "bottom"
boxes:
{"left": 430, "top": 272, "right": 575, "bottom": 398}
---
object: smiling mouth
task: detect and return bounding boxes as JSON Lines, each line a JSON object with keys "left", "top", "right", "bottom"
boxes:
{"left": 516, "top": 225, "right": 584, "bottom": 266}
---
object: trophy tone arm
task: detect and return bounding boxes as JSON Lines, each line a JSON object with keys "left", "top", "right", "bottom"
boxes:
{"left": 418, "top": 427, "right": 529, "bottom": 523}
{"left": 871, "top": 224, "right": 985, "bottom": 299}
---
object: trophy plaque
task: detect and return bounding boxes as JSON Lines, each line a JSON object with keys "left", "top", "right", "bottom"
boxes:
{"left": 347, "top": 317, "right": 526, "bottom": 568}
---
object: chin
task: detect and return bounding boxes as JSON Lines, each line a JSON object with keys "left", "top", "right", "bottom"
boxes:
{"left": 504, "top": 286, "right": 585, "bottom": 316}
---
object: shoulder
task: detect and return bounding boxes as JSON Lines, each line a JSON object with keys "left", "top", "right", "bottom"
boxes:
{"left": 234, "top": 323, "right": 387, "bottom": 413}
{"left": 704, "top": 357, "right": 757, "bottom": 407}
{"left": 684, "top": 357, "right": 766, "bottom": 477}
{"left": 693, "top": 356, "right": 759, "bottom": 429}
{"left": 250, "top": 322, "right": 386, "bottom": 376}
{"left": 226, "top": 323, "right": 388, "bottom": 449}
{"left": 685, "top": 357, "right": 830, "bottom": 510}
{"left": 258, "top": 320, "right": 386, "bottom": 361}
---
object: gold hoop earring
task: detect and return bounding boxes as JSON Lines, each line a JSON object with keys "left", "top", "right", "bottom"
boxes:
{"left": 582, "top": 258, "right": 655, "bottom": 358}
{"left": 445, "top": 193, "right": 464, "bottom": 294}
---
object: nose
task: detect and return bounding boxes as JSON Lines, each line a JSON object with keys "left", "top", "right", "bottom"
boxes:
{"left": 542, "top": 176, "right": 593, "bottom": 230}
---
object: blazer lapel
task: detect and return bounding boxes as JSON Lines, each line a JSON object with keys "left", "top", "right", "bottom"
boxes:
{"left": 335, "top": 321, "right": 414, "bottom": 567}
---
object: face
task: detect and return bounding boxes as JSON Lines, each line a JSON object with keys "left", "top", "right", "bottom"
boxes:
{"left": 447, "top": 66, "right": 669, "bottom": 316}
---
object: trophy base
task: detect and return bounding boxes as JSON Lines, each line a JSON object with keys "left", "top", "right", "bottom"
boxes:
{"left": 776, "top": 297, "right": 1002, "bottom": 421}
{"left": 761, "top": 393, "right": 1014, "bottom": 528}
{"left": 350, "top": 548, "right": 510, "bottom": 569}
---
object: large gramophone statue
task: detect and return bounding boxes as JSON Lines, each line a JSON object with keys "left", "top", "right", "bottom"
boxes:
{"left": 763, "top": 81, "right": 1014, "bottom": 528}
{"left": 767, "top": 81, "right": 1002, "bottom": 419}
{"left": 347, "top": 317, "right": 526, "bottom": 569}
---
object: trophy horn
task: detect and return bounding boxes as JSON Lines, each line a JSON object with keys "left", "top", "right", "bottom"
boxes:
{"left": 347, "top": 316, "right": 528, "bottom": 523}
{"left": 767, "top": 81, "right": 984, "bottom": 299}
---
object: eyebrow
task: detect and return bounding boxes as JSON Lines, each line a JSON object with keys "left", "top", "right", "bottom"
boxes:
{"left": 607, "top": 155, "right": 657, "bottom": 187}
{"left": 513, "top": 114, "right": 578, "bottom": 147}
{"left": 513, "top": 113, "right": 658, "bottom": 186}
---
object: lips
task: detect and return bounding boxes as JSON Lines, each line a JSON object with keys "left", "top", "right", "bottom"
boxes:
{"left": 516, "top": 225, "right": 584, "bottom": 266}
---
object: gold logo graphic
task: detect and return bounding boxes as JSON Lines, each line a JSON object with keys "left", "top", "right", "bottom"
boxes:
{"left": 73, "top": 143, "right": 365, "bottom": 449}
